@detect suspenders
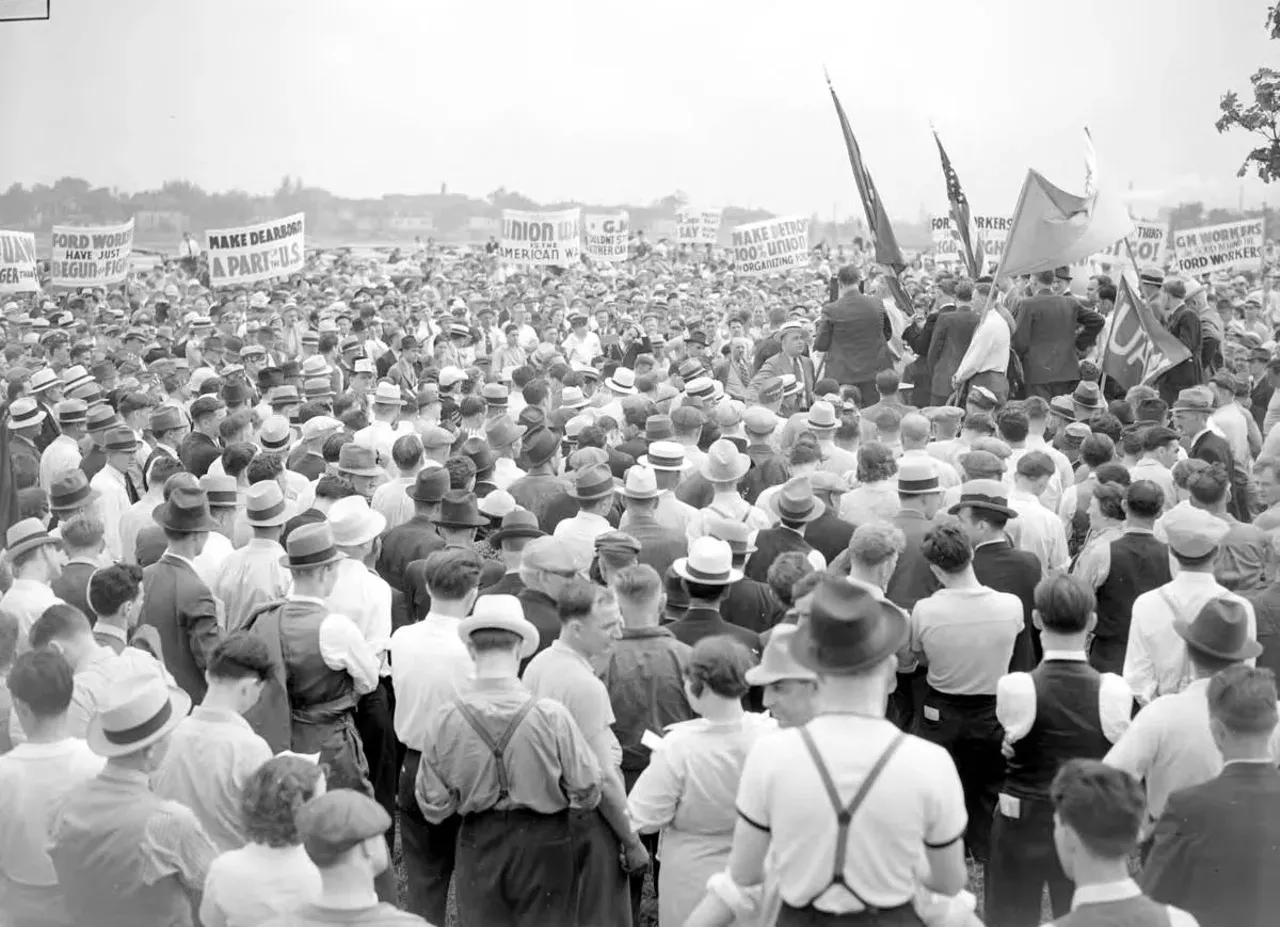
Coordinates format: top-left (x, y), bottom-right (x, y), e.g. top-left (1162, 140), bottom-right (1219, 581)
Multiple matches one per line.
top-left (796, 727), bottom-right (908, 911)
top-left (453, 698), bottom-right (537, 802)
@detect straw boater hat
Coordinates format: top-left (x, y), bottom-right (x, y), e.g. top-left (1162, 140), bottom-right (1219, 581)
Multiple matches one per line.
top-left (4, 518), bottom-right (61, 563)
top-left (896, 459), bottom-right (941, 495)
top-left (85, 669), bottom-right (191, 758)
top-left (54, 399), bottom-right (88, 427)
top-left (244, 480), bottom-right (291, 528)
top-left (638, 440), bottom-right (691, 472)
top-left (29, 368), bottom-right (59, 394)
top-left (789, 575), bottom-right (909, 675)
top-left (259, 415), bottom-right (293, 452)
top-left (769, 476), bottom-right (825, 524)
top-left (604, 367), bottom-right (638, 395)
top-left (7, 397), bottom-right (45, 430)
top-left (482, 383), bottom-right (509, 408)
top-left (559, 386), bottom-right (589, 410)
top-left (280, 522), bottom-right (345, 570)
top-left (673, 536), bottom-right (744, 586)
top-left (806, 400), bottom-right (839, 431)
top-left (458, 594), bottom-right (541, 658)
top-left (371, 382), bottom-right (406, 407)
top-left (948, 479), bottom-right (1018, 519)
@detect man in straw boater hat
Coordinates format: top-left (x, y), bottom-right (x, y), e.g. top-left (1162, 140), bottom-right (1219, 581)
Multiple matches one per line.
top-left (682, 575), bottom-right (970, 927)
top-left (0, 518), bottom-right (66, 642)
top-left (616, 464), bottom-right (687, 581)
top-left (38, 398), bottom-right (88, 492)
top-left (413, 593), bottom-right (603, 926)
top-left (5, 397), bottom-right (47, 491)
top-left (354, 381), bottom-right (414, 473)
top-left (630, 439), bottom-right (697, 535)
top-left (666, 536), bottom-right (762, 655)
top-left (48, 668), bottom-right (213, 927)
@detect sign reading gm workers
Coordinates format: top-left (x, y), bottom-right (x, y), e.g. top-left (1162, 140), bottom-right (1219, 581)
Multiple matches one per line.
top-left (1173, 218), bottom-right (1266, 274)
top-left (207, 212), bottom-right (306, 287)
top-left (50, 219), bottom-right (135, 287)
top-left (500, 208), bottom-right (581, 265)
top-left (0, 230), bottom-right (39, 293)
top-left (584, 212), bottom-right (629, 262)
top-left (731, 216), bottom-right (810, 275)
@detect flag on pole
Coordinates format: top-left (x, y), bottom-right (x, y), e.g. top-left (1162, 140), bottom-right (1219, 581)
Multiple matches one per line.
top-left (932, 128), bottom-right (986, 279)
top-left (997, 169), bottom-right (1134, 279)
top-left (825, 72), bottom-right (912, 315)
top-left (1100, 275), bottom-right (1191, 390)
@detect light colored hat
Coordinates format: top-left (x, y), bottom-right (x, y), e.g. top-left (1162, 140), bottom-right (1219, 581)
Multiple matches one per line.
top-left (560, 386), bottom-right (589, 410)
top-left (301, 355), bottom-right (332, 378)
top-left (1162, 505), bottom-right (1230, 558)
top-left (806, 400), bottom-right (839, 430)
top-left (244, 480), bottom-right (291, 527)
top-left (280, 522), bottom-right (345, 570)
top-left (4, 518), bottom-right (61, 562)
top-left (328, 495), bottom-right (387, 547)
top-left (770, 476), bottom-right (826, 524)
top-left (301, 415), bottom-right (343, 443)
top-left (438, 366), bottom-right (468, 388)
top-left (459, 594), bottom-right (540, 658)
top-left (700, 438), bottom-right (751, 482)
top-left (54, 398), bottom-right (87, 427)
top-left (29, 368), bottom-right (59, 393)
top-left (638, 440), bottom-right (691, 471)
top-left (86, 669), bottom-right (191, 758)
top-left (673, 536), bottom-right (744, 586)
top-left (621, 465), bottom-right (662, 499)
top-left (896, 459), bottom-right (941, 495)
top-left (60, 364), bottom-right (93, 392)
top-left (259, 415), bottom-right (293, 451)
top-left (477, 489), bottom-right (517, 519)
top-left (746, 624), bottom-right (817, 686)
top-left (198, 474), bottom-right (240, 509)
top-left (371, 382), bottom-right (405, 406)
top-left (7, 397), bottom-right (46, 430)
top-left (604, 367), bottom-right (638, 394)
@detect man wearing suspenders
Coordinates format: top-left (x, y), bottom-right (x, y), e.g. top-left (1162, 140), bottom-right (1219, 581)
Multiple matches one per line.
top-left (413, 595), bottom-right (604, 926)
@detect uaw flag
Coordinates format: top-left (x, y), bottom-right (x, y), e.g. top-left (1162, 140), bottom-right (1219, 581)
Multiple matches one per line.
top-left (932, 128), bottom-right (985, 279)
top-left (1101, 276), bottom-right (1191, 390)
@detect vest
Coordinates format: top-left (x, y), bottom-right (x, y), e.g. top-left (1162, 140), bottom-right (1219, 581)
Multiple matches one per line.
top-left (1094, 533), bottom-right (1172, 642)
top-left (51, 778), bottom-right (195, 927)
top-left (1004, 660), bottom-right (1111, 802)
top-left (1052, 895), bottom-right (1171, 927)
top-left (744, 526), bottom-right (813, 582)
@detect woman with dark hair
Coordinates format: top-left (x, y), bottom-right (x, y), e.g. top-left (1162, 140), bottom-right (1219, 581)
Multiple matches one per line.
top-left (199, 755), bottom-right (325, 927)
top-left (627, 636), bottom-right (773, 927)
top-left (838, 441), bottom-right (901, 526)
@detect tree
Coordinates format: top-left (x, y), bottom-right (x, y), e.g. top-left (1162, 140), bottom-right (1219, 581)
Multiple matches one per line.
top-left (1216, 3), bottom-right (1280, 182)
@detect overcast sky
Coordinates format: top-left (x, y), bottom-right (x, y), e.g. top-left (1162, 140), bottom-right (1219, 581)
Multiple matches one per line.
top-left (0, 0), bottom-right (1274, 219)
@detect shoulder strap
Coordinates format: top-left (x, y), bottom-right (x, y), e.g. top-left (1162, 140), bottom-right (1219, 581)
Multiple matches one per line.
top-left (797, 727), bottom-right (908, 901)
top-left (453, 697), bottom-right (537, 800)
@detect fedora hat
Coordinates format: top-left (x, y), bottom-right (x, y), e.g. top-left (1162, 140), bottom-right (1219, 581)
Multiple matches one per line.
top-left (258, 415), bottom-right (293, 451)
top-left (459, 594), bottom-right (541, 658)
top-left (896, 459), bottom-right (941, 495)
top-left (1071, 381), bottom-right (1104, 410)
top-left (522, 428), bottom-right (560, 467)
top-left (304, 377), bottom-right (335, 400)
top-left (48, 469), bottom-right (101, 513)
top-left (746, 624), bottom-right (817, 686)
top-left (1171, 386), bottom-right (1214, 414)
top-left (4, 518), bottom-right (61, 562)
top-left (621, 465), bottom-right (662, 500)
top-left (570, 464), bottom-right (615, 501)
top-left (103, 425), bottom-right (139, 454)
top-left (149, 405), bottom-right (185, 433)
top-left (199, 474), bottom-right (240, 509)
top-left (244, 480), bottom-right (291, 527)
top-left (1048, 395), bottom-right (1078, 421)
top-left (460, 436), bottom-right (497, 473)
top-left (85, 405), bottom-right (119, 433)
top-left (371, 382), bottom-right (406, 407)
top-left (560, 386), bottom-right (589, 410)
top-left (673, 537), bottom-right (744, 586)
top-left (604, 367), bottom-right (638, 394)
top-left (268, 385), bottom-right (302, 407)
top-left (491, 507), bottom-right (546, 544)
top-left (705, 515), bottom-right (758, 557)
top-left (7, 397), bottom-right (45, 430)
top-left (153, 486), bottom-right (221, 533)
top-left (948, 479), bottom-right (1018, 519)
top-left (408, 466), bottom-right (451, 503)
top-left (789, 576), bottom-right (909, 675)
top-left (486, 417), bottom-right (526, 450)
top-left (280, 522), bottom-right (345, 570)
top-left (806, 400), bottom-right (839, 430)
top-left (644, 415), bottom-right (675, 442)
top-left (638, 440), bottom-right (691, 472)
top-left (770, 476), bottom-right (826, 524)
top-left (301, 355), bottom-right (332, 378)
top-left (435, 490), bottom-right (488, 529)
top-left (1175, 596), bottom-right (1262, 662)
top-left (328, 495), bottom-right (387, 547)
top-left (700, 438), bottom-right (751, 482)
top-left (482, 383), bottom-right (509, 406)
top-left (337, 444), bottom-right (382, 478)
top-left (85, 670), bottom-right (191, 758)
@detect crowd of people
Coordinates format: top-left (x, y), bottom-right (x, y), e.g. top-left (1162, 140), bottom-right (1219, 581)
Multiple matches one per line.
top-left (0, 233), bottom-right (1277, 927)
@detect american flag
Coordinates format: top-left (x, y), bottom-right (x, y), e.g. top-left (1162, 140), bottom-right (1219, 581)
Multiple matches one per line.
top-left (932, 129), bottom-right (985, 279)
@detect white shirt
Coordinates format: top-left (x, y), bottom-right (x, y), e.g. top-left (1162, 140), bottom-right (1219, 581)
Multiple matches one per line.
top-left (1003, 448), bottom-right (1064, 513)
top-left (353, 420), bottom-right (414, 472)
top-left (1025, 434), bottom-right (1074, 493)
top-left (492, 456), bottom-right (526, 491)
top-left (38, 434), bottom-right (82, 492)
top-left (1005, 488), bottom-right (1070, 574)
top-left (686, 495), bottom-right (771, 546)
top-left (1124, 571), bottom-right (1257, 704)
top-left (192, 531), bottom-right (235, 589)
top-left (1128, 457), bottom-right (1178, 511)
top-left (89, 464), bottom-right (132, 561)
top-left (282, 594), bottom-right (379, 697)
top-left (953, 309), bottom-right (1010, 383)
top-left (0, 579), bottom-right (63, 651)
top-left (211, 538), bottom-right (291, 632)
top-left (200, 842), bottom-right (321, 927)
top-left (371, 475), bottom-right (415, 531)
top-left (1071, 526), bottom-right (1156, 592)
top-left (563, 330), bottom-right (602, 366)
top-left (325, 559), bottom-right (392, 673)
top-left (1211, 403), bottom-right (1252, 468)
top-left (553, 510), bottom-right (614, 570)
top-left (997, 651), bottom-right (1132, 746)
top-left (388, 613), bottom-right (474, 751)
top-left (899, 448), bottom-right (959, 490)
top-left (119, 492), bottom-right (165, 565)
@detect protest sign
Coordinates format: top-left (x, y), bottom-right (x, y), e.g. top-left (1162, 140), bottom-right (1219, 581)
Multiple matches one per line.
top-left (0, 231), bottom-right (38, 293)
top-left (931, 214), bottom-right (1010, 272)
top-left (499, 208), bottom-right (581, 265)
top-left (677, 208), bottom-right (722, 245)
top-left (584, 212), bottom-right (629, 262)
top-left (207, 213), bottom-right (305, 287)
top-left (1101, 276), bottom-right (1191, 390)
top-left (730, 216), bottom-right (810, 275)
top-left (1172, 218), bottom-right (1265, 274)
top-left (50, 219), bottom-right (135, 287)
top-left (1091, 220), bottom-right (1169, 268)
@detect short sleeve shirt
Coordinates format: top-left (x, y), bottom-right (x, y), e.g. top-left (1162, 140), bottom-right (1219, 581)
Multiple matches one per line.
top-left (523, 640), bottom-right (622, 771)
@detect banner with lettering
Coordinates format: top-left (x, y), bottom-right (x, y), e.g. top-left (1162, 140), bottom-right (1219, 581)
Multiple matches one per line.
top-left (50, 219), bottom-right (135, 287)
top-left (1101, 276), bottom-right (1191, 390)
top-left (731, 216), bottom-right (811, 275)
top-left (1091, 220), bottom-right (1169, 268)
top-left (584, 212), bottom-right (629, 261)
top-left (677, 208), bottom-right (722, 245)
top-left (1173, 218), bottom-right (1265, 274)
top-left (206, 213), bottom-right (305, 287)
top-left (499, 208), bottom-right (581, 265)
top-left (0, 231), bottom-right (38, 293)
top-left (931, 214), bottom-right (1010, 272)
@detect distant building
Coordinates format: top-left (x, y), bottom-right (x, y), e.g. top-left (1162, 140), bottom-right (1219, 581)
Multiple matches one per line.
top-left (135, 210), bottom-right (188, 232)
top-left (389, 215), bottom-right (436, 233)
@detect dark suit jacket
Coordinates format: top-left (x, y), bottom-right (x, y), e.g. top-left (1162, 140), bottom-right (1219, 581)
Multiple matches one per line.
top-left (624, 515), bottom-right (688, 581)
top-left (1192, 430), bottom-right (1252, 522)
top-left (720, 578), bottom-right (785, 636)
top-left (814, 291), bottom-right (893, 385)
top-left (667, 605), bottom-right (762, 655)
top-left (751, 352), bottom-right (816, 408)
top-left (972, 538), bottom-right (1042, 671)
top-left (1142, 763), bottom-right (1280, 927)
top-left (1011, 290), bottom-right (1104, 385)
top-left (376, 514), bottom-right (444, 593)
top-left (926, 309), bottom-right (979, 398)
top-left (1159, 304), bottom-right (1204, 392)
top-left (885, 510), bottom-right (941, 613)
top-left (52, 561), bottom-right (97, 620)
top-left (178, 431), bottom-right (221, 477)
top-left (140, 553), bottom-right (221, 701)
top-left (1252, 380), bottom-right (1274, 432)
top-left (480, 571), bottom-right (526, 596)
top-left (517, 587), bottom-right (561, 660)
top-left (805, 510), bottom-right (856, 565)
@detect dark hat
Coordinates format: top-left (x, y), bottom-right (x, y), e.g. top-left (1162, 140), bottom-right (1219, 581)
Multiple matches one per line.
top-left (485, 417), bottom-right (526, 450)
top-left (491, 507), bottom-right (546, 544)
top-left (644, 415), bottom-right (675, 442)
top-left (1174, 596), bottom-right (1262, 662)
top-left (85, 405), bottom-right (119, 433)
top-left (49, 470), bottom-right (101, 513)
top-left (522, 428), bottom-right (559, 467)
top-left (103, 425), bottom-right (139, 453)
top-left (460, 435), bottom-right (497, 473)
top-left (595, 530), bottom-right (641, 556)
top-left (408, 466), bottom-right (451, 503)
top-left (788, 576), bottom-right (909, 675)
top-left (1071, 381), bottom-right (1104, 410)
top-left (296, 789), bottom-right (393, 866)
top-left (435, 490), bottom-right (487, 529)
top-left (152, 486), bottom-right (221, 533)
top-left (770, 476), bottom-right (826, 523)
top-left (221, 380), bottom-right (252, 404)
top-left (279, 522), bottom-right (345, 570)
top-left (150, 405), bottom-right (186, 433)
top-left (570, 464), bottom-right (615, 501)
top-left (190, 395), bottom-right (225, 420)
top-left (337, 444), bottom-right (382, 478)
top-left (948, 479), bottom-right (1018, 518)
